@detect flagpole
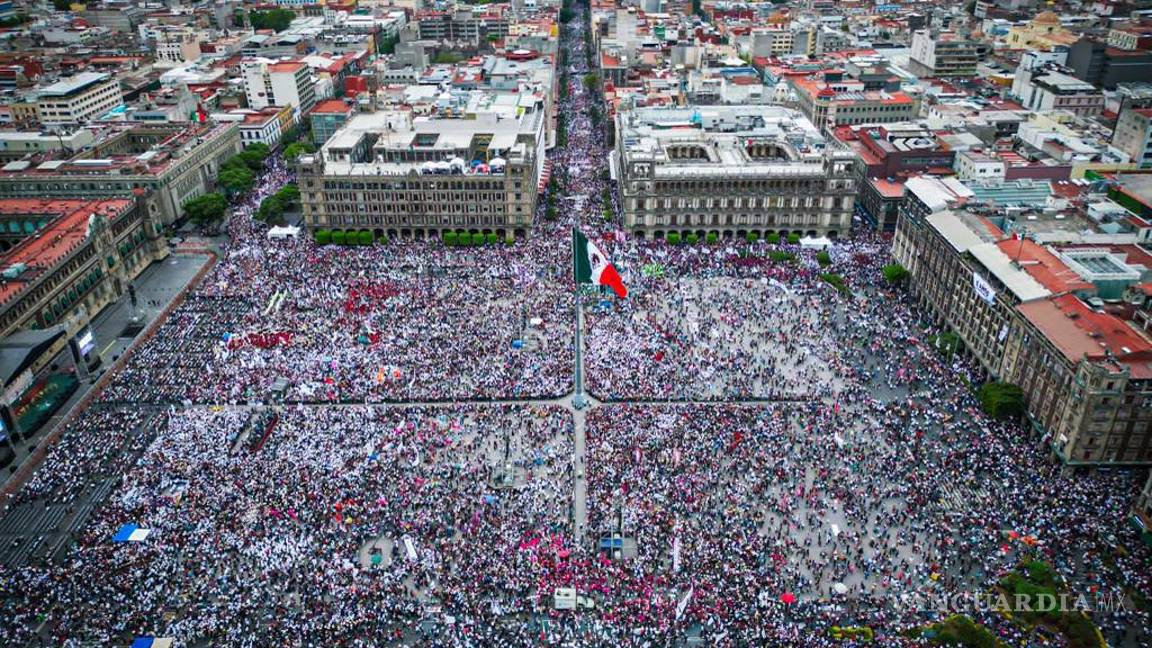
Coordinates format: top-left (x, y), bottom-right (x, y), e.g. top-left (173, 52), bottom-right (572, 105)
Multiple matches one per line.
top-left (573, 228), bottom-right (587, 410)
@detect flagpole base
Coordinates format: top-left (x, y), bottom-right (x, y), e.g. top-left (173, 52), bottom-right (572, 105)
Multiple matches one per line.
top-left (573, 393), bottom-right (588, 410)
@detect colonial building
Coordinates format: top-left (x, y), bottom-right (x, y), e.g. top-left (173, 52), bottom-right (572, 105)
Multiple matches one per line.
top-left (894, 199), bottom-right (1152, 466)
top-left (613, 106), bottom-right (857, 240)
top-left (298, 107), bottom-right (547, 240)
top-left (0, 196), bottom-right (168, 339)
top-left (0, 123), bottom-right (242, 226)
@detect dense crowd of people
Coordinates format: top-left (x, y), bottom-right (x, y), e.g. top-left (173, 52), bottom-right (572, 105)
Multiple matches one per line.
top-left (0, 3), bottom-right (1149, 647)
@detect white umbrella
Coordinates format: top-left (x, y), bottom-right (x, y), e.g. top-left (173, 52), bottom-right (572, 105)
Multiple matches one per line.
top-left (832, 582), bottom-right (848, 595)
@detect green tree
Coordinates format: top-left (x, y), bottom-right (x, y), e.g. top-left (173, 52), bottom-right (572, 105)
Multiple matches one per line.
top-left (486, 232), bottom-right (499, 245)
top-left (559, 7), bottom-right (574, 22)
top-left (666, 232), bottom-right (681, 245)
top-left (52, 0), bottom-right (73, 10)
top-left (183, 193), bottom-right (227, 227)
top-left (686, 233), bottom-right (699, 245)
top-left (787, 232), bottom-right (801, 245)
top-left (357, 230), bottom-right (374, 245)
top-left (979, 382), bottom-right (1025, 420)
top-left (746, 232), bottom-right (759, 244)
top-left (471, 232), bottom-right (485, 246)
top-left (249, 8), bottom-right (294, 32)
top-left (766, 232), bottom-right (781, 244)
top-left (816, 250), bottom-right (832, 267)
top-left (583, 73), bottom-right (599, 91)
top-left (275, 183), bottom-right (301, 208)
top-left (706, 232), bottom-right (718, 244)
top-left (218, 165), bottom-right (255, 196)
top-left (443, 231), bottom-right (458, 246)
top-left (314, 229), bottom-right (332, 245)
top-left (882, 263), bottom-right (910, 284)
top-left (282, 141), bottom-right (316, 162)
top-left (331, 230), bottom-right (347, 245)
top-left (256, 195), bottom-right (285, 225)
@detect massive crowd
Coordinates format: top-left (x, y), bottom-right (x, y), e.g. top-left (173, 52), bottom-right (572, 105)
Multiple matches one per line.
top-left (0, 4), bottom-right (1149, 648)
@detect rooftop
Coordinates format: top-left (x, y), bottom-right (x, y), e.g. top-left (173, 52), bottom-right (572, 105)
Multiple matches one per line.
top-left (36, 72), bottom-right (112, 98)
top-left (1018, 294), bottom-right (1152, 376)
top-left (0, 198), bottom-right (133, 306)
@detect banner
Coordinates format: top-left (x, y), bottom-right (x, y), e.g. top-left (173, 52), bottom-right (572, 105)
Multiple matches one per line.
top-left (972, 272), bottom-right (996, 306)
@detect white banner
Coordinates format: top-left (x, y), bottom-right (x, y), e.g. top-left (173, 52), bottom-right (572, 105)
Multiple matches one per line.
top-left (972, 272), bottom-right (996, 306)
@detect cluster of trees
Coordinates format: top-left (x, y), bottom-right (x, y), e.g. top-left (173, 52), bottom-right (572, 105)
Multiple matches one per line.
top-left (997, 560), bottom-right (1101, 647)
top-left (978, 382), bottom-right (1025, 420)
top-left (0, 14), bottom-right (31, 27)
top-left (255, 184), bottom-right (300, 225)
top-left (768, 251), bottom-right (796, 263)
top-left (52, 0), bottom-right (74, 10)
top-left (314, 230), bottom-right (384, 245)
top-left (443, 231), bottom-right (510, 246)
top-left (434, 51), bottom-right (465, 65)
top-left (182, 193), bottom-right (228, 229)
top-left (249, 8), bottom-right (295, 32)
top-left (217, 143), bottom-right (271, 197)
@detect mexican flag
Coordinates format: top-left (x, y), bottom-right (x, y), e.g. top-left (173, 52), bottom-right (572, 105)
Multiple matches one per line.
top-left (573, 229), bottom-right (627, 298)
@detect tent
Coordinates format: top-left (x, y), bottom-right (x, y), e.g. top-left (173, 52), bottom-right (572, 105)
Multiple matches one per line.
top-left (800, 236), bottom-right (833, 250)
top-left (266, 226), bottom-right (301, 240)
top-left (112, 523), bottom-right (152, 543)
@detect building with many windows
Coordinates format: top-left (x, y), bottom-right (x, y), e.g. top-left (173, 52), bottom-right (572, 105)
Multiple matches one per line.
top-left (908, 30), bottom-right (985, 77)
top-left (0, 122), bottom-right (242, 226)
top-left (297, 106), bottom-right (547, 240)
top-left (1112, 106), bottom-right (1152, 169)
top-left (241, 59), bottom-right (317, 119)
top-left (893, 199), bottom-right (1152, 466)
top-left (0, 196), bottom-right (168, 339)
top-left (613, 106), bottom-right (857, 240)
top-left (33, 72), bottom-right (124, 125)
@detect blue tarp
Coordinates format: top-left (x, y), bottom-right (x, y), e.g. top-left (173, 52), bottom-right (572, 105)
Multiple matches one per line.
top-left (113, 524), bottom-right (139, 543)
top-left (131, 638), bottom-right (154, 648)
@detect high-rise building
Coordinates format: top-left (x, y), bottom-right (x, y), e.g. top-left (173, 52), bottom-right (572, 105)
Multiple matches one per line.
top-left (908, 30), bottom-right (985, 77)
top-left (241, 59), bottom-right (317, 119)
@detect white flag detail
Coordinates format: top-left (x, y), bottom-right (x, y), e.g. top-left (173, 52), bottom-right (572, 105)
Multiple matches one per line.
top-left (676, 586), bottom-right (693, 620)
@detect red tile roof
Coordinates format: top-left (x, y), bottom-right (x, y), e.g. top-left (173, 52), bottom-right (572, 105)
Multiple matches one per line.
top-left (997, 239), bottom-right (1094, 294)
top-left (1018, 294), bottom-right (1152, 376)
top-left (0, 198), bottom-right (134, 305)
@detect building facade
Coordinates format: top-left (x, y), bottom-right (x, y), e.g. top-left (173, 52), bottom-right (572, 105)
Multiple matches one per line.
top-left (298, 109), bottom-right (546, 240)
top-left (908, 30), bottom-right (984, 77)
top-left (0, 196), bottom-right (168, 339)
top-left (893, 202), bottom-right (1152, 466)
top-left (0, 123), bottom-right (242, 225)
top-left (1112, 107), bottom-right (1152, 169)
top-left (614, 106), bottom-right (857, 239)
top-left (34, 72), bottom-right (124, 125)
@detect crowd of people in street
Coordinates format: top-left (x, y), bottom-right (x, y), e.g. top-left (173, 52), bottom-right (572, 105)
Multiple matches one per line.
top-left (0, 3), bottom-right (1149, 647)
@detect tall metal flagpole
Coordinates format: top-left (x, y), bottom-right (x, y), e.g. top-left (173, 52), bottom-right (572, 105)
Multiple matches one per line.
top-left (573, 228), bottom-right (587, 410)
